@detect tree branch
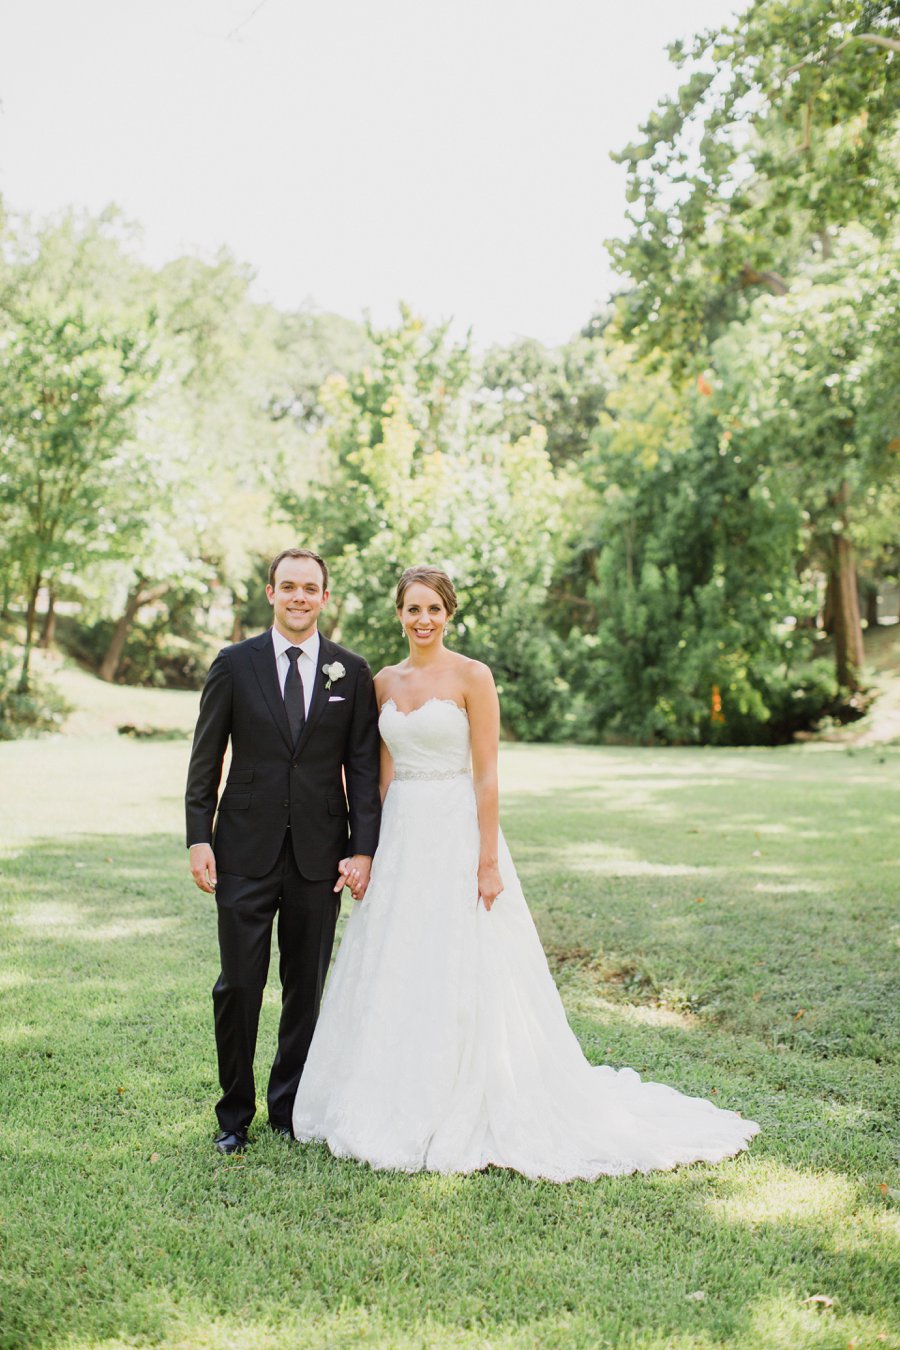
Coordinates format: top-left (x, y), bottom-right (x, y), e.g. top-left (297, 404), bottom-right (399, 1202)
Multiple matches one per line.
top-left (739, 266), bottom-right (789, 296)
top-left (799, 99), bottom-right (812, 152)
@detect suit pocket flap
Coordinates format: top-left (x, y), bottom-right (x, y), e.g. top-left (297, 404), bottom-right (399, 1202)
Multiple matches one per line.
top-left (327, 795), bottom-right (347, 817)
top-left (227, 769), bottom-right (254, 783)
top-left (219, 793), bottom-right (251, 810)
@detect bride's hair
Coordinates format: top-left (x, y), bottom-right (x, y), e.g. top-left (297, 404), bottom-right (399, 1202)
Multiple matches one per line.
top-left (395, 566), bottom-right (458, 617)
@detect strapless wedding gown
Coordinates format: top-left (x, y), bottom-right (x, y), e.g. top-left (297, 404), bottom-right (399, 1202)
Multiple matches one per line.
top-left (292, 698), bottom-right (759, 1180)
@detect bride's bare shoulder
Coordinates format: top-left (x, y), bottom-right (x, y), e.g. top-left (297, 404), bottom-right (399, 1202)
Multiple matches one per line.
top-left (448, 650), bottom-right (492, 676)
top-left (374, 662), bottom-right (406, 702)
top-left (454, 653), bottom-right (497, 698)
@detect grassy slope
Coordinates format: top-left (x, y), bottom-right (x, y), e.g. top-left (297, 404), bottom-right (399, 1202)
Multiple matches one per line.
top-left (0, 675), bottom-right (898, 1350)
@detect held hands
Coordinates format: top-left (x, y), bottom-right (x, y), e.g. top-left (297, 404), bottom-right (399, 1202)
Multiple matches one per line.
top-left (190, 844), bottom-right (218, 894)
top-left (334, 855), bottom-right (372, 902)
top-left (478, 860), bottom-right (504, 912)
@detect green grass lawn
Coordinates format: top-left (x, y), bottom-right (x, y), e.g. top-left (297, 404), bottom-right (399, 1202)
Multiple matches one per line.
top-left (1, 700), bottom-right (898, 1349)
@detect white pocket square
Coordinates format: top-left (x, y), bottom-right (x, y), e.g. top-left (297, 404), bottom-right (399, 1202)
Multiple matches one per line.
top-left (328, 695), bottom-right (346, 702)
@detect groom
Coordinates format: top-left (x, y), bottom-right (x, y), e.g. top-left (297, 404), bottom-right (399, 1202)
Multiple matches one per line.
top-left (185, 548), bottom-right (381, 1154)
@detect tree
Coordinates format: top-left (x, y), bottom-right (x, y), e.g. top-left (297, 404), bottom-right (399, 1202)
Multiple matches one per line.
top-left (479, 334), bottom-right (614, 467)
top-left (280, 309), bottom-right (573, 739)
top-left (567, 351), bottom-right (814, 744)
top-left (0, 306), bottom-right (157, 689)
top-left (709, 235), bottom-right (900, 688)
top-left (609, 0), bottom-right (899, 363)
top-left (88, 251), bottom-right (280, 680)
top-left (608, 0), bottom-right (899, 690)
top-left (0, 206), bottom-right (373, 693)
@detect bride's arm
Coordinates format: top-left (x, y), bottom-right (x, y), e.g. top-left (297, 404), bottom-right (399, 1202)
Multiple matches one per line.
top-left (379, 738), bottom-right (394, 801)
top-left (374, 669), bottom-right (395, 801)
top-left (467, 663), bottom-right (503, 911)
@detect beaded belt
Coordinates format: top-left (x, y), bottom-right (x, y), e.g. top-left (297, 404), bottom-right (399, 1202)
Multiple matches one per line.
top-left (392, 768), bottom-right (470, 782)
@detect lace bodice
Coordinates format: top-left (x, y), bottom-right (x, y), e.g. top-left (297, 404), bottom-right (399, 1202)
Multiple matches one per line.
top-left (379, 698), bottom-right (470, 780)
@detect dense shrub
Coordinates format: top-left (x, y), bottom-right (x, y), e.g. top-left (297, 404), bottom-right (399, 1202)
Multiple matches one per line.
top-left (63, 617), bottom-right (209, 690)
top-left (721, 659), bottom-right (866, 746)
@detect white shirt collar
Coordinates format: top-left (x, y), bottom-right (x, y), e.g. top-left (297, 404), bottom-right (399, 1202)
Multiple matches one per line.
top-left (271, 626), bottom-right (320, 662)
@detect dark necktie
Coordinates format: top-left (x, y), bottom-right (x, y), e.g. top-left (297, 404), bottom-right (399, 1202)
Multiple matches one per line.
top-left (283, 646), bottom-right (305, 745)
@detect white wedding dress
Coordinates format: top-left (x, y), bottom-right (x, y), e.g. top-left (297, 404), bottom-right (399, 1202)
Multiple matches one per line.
top-left (292, 698), bottom-right (759, 1180)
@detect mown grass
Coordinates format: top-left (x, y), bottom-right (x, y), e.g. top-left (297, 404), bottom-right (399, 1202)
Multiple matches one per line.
top-left (1, 715), bottom-right (898, 1349)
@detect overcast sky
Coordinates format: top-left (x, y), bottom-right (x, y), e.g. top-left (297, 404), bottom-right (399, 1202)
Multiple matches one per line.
top-left (0, 0), bottom-right (738, 347)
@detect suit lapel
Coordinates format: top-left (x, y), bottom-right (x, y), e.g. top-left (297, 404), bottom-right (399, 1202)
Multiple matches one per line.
top-left (293, 634), bottom-right (333, 757)
top-left (250, 631), bottom-right (294, 753)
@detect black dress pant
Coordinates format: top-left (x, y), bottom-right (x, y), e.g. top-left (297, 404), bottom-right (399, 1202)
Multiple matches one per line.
top-left (212, 833), bottom-right (340, 1133)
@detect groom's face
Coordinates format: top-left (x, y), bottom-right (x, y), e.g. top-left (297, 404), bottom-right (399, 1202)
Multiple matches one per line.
top-left (266, 556), bottom-right (329, 642)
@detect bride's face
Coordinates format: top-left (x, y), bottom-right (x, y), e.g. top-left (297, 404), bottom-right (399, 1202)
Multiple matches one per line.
top-left (398, 582), bottom-right (448, 651)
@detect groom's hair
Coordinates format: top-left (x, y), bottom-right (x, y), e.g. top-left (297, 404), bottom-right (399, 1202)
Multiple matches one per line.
top-left (268, 548), bottom-right (329, 592)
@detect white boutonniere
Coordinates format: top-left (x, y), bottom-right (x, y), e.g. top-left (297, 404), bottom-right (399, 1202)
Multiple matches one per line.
top-left (322, 660), bottom-right (346, 691)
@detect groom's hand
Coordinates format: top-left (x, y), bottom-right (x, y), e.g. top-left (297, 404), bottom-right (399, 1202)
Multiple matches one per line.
top-left (334, 855), bottom-right (372, 902)
top-left (190, 844), bottom-right (218, 894)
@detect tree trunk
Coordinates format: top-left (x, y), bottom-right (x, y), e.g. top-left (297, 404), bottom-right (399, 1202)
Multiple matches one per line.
top-left (230, 610), bottom-right (244, 644)
top-left (99, 583), bottom-right (146, 683)
top-left (863, 582), bottom-right (879, 629)
top-left (38, 588), bottom-right (57, 648)
top-left (821, 572), bottom-right (835, 635)
top-left (18, 573), bottom-right (42, 692)
top-left (828, 526), bottom-right (865, 690)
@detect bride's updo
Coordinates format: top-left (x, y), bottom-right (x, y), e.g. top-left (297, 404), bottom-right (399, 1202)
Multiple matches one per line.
top-left (395, 566), bottom-right (458, 617)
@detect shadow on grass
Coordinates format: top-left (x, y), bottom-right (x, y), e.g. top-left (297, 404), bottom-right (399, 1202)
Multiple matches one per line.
top-left (1, 828), bottom-right (899, 1347)
top-left (502, 755), bottom-right (899, 1071)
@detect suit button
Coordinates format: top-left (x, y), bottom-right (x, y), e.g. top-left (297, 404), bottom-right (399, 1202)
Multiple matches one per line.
top-left (282, 800), bottom-right (289, 808)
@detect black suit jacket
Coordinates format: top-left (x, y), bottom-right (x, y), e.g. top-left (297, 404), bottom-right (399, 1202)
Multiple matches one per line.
top-left (185, 631), bottom-right (381, 880)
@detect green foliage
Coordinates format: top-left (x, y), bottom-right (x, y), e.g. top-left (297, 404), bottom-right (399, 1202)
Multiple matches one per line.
top-left (279, 296), bottom-right (890, 743)
top-left (0, 207), bottom-right (367, 686)
top-left (2, 0), bottom-right (897, 747)
top-left (480, 333), bottom-right (614, 466)
top-left (604, 0), bottom-right (899, 708)
top-left (0, 291), bottom-right (161, 690)
top-left (0, 306), bottom-right (158, 579)
top-left (610, 0), bottom-right (900, 364)
top-left (710, 236), bottom-right (900, 554)
top-left (282, 309), bottom-right (574, 738)
top-left (728, 658), bottom-right (848, 744)
top-left (708, 235), bottom-right (900, 690)
top-left (564, 353), bottom-right (847, 744)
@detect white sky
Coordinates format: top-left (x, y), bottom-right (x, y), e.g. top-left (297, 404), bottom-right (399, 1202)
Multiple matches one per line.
top-left (0, 0), bottom-right (738, 347)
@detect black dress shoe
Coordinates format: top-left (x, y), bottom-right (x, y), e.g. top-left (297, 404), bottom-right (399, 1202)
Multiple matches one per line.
top-left (214, 1129), bottom-right (248, 1155)
top-left (269, 1122), bottom-right (294, 1141)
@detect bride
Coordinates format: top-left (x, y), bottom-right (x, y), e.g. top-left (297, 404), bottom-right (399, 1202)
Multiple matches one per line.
top-left (292, 566), bottom-right (759, 1180)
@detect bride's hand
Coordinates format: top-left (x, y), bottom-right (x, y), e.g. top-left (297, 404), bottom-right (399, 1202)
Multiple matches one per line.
top-left (335, 855), bottom-right (372, 901)
top-left (478, 861), bottom-right (503, 911)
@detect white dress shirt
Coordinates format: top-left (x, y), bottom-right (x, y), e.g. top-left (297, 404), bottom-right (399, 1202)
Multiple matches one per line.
top-left (271, 625), bottom-right (320, 717)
